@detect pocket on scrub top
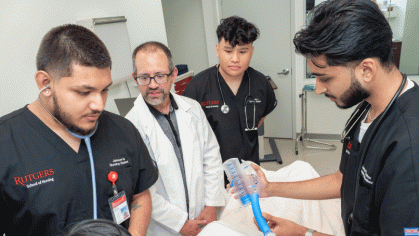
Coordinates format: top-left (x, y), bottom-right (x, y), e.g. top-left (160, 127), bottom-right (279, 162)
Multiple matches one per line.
top-left (351, 184), bottom-right (376, 234)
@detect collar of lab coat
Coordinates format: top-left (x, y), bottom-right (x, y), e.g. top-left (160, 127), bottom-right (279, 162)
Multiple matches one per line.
top-left (131, 92), bottom-right (194, 210)
top-left (132, 92), bottom-right (192, 139)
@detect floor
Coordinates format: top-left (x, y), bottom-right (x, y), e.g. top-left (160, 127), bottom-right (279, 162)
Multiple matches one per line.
top-left (260, 138), bottom-right (342, 176)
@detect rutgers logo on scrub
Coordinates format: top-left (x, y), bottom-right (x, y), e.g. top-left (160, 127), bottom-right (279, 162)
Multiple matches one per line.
top-left (14, 169), bottom-right (55, 186)
top-left (200, 100), bottom-right (219, 106)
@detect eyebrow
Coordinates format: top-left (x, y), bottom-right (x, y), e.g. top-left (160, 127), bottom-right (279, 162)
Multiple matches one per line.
top-left (138, 71), bottom-right (166, 76)
top-left (311, 73), bottom-right (328, 76)
top-left (223, 46), bottom-right (250, 50)
top-left (75, 82), bottom-right (113, 90)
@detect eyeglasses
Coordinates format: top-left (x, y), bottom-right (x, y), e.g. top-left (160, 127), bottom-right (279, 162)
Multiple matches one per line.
top-left (134, 72), bottom-right (172, 85)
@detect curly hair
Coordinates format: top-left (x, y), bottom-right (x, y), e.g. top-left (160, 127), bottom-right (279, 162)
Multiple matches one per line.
top-left (216, 16), bottom-right (259, 46)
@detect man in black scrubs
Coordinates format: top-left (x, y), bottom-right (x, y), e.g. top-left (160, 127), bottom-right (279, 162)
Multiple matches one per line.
top-left (183, 16), bottom-right (277, 165)
top-left (250, 0), bottom-right (419, 235)
top-left (0, 24), bottom-right (158, 235)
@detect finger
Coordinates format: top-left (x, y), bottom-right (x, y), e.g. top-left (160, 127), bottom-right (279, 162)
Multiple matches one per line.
top-left (262, 212), bottom-right (273, 221)
top-left (195, 219), bottom-right (207, 225)
top-left (250, 163), bottom-right (261, 171)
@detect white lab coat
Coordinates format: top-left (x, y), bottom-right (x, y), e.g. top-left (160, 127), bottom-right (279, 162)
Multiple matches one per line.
top-left (125, 93), bottom-right (226, 235)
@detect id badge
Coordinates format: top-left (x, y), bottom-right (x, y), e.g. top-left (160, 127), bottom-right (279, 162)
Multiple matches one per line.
top-left (405, 228), bottom-right (419, 235)
top-left (108, 191), bottom-right (130, 224)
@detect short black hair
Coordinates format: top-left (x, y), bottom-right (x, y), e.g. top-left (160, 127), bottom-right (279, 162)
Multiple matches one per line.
top-left (36, 24), bottom-right (112, 79)
top-left (65, 219), bottom-right (131, 236)
top-left (294, 0), bottom-right (394, 69)
top-left (132, 41), bottom-right (174, 74)
top-left (216, 16), bottom-right (259, 47)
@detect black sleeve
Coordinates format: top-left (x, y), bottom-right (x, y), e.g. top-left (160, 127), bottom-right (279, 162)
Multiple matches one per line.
top-left (182, 79), bottom-right (198, 101)
top-left (134, 130), bottom-right (158, 194)
top-left (263, 78), bottom-right (277, 117)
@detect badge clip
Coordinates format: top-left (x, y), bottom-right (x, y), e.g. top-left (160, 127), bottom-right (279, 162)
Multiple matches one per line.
top-left (108, 171), bottom-right (130, 224)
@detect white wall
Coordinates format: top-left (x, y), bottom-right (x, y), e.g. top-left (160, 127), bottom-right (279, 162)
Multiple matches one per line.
top-left (399, 0), bottom-right (419, 75)
top-left (202, 0), bottom-right (222, 67)
top-left (0, 0), bottom-right (168, 117)
top-left (161, 0), bottom-right (210, 75)
top-left (384, 0), bottom-right (407, 41)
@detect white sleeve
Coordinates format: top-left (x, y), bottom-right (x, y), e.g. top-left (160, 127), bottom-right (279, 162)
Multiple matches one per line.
top-left (198, 105), bottom-right (228, 206)
top-left (149, 185), bottom-right (189, 233)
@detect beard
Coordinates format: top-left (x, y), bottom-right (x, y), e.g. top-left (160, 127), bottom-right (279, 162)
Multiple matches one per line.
top-left (326, 72), bottom-right (370, 109)
top-left (52, 94), bottom-right (99, 136)
top-left (143, 88), bottom-right (169, 106)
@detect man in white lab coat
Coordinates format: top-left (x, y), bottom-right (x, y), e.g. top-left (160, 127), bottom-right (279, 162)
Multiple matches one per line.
top-left (125, 41), bottom-right (226, 236)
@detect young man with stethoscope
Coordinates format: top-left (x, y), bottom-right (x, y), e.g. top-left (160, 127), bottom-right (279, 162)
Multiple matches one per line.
top-left (0, 25), bottom-right (158, 236)
top-left (249, 0), bottom-right (419, 235)
top-left (183, 16), bottom-right (277, 166)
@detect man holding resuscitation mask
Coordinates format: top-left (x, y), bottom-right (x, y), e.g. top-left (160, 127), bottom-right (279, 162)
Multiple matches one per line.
top-left (0, 24), bottom-right (158, 235)
top-left (249, 0), bottom-right (419, 235)
top-left (183, 16), bottom-right (277, 166)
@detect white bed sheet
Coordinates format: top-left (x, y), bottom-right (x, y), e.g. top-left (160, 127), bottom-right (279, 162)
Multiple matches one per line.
top-left (199, 161), bottom-right (345, 236)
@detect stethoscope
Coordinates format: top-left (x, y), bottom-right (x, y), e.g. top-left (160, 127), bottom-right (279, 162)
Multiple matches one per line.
top-left (38, 85), bottom-right (99, 219)
top-left (342, 73), bottom-right (407, 225)
top-left (216, 65), bottom-right (257, 131)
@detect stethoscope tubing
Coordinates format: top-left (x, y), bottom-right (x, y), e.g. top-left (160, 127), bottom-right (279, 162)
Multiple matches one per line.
top-left (216, 65), bottom-right (257, 131)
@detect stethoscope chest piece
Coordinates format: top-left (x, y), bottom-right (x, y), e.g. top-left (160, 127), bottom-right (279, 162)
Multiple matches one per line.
top-left (221, 104), bottom-right (230, 114)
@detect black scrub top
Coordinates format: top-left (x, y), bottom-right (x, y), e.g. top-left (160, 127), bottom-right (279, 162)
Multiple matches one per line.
top-left (339, 82), bottom-right (419, 235)
top-left (0, 107), bottom-right (159, 235)
top-left (183, 65), bottom-right (277, 164)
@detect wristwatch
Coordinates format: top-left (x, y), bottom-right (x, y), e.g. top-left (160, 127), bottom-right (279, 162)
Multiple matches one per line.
top-left (305, 228), bottom-right (316, 236)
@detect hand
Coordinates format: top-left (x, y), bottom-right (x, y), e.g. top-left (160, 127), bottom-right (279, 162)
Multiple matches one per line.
top-left (179, 219), bottom-right (207, 236)
top-left (196, 206), bottom-right (217, 224)
top-left (259, 212), bottom-right (307, 236)
top-left (228, 163), bottom-right (270, 199)
top-left (250, 163), bottom-right (270, 198)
